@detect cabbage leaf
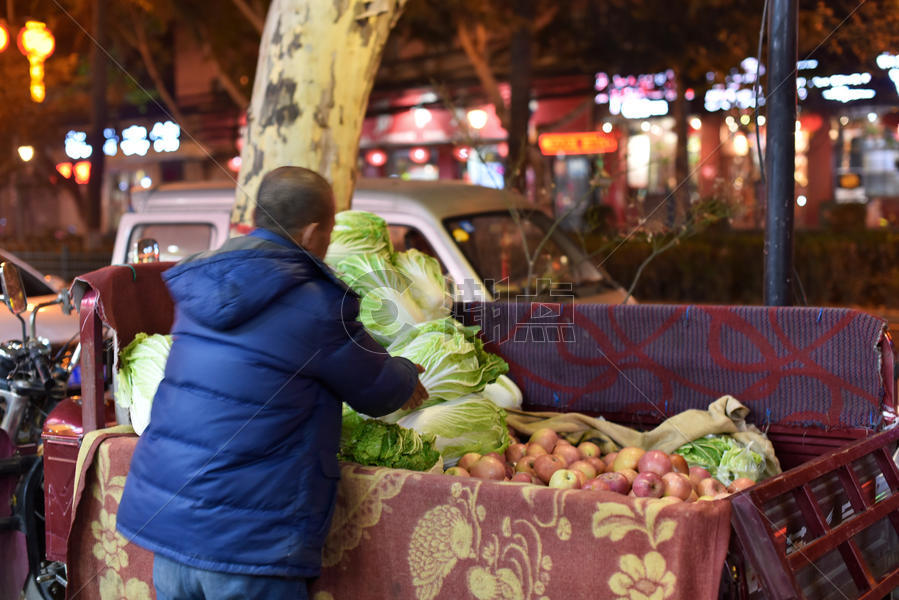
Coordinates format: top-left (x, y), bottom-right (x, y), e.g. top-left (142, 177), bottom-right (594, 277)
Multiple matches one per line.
top-left (115, 332), bottom-right (173, 435)
top-left (324, 210), bottom-right (394, 267)
top-left (392, 249), bottom-right (452, 321)
top-left (339, 404), bottom-right (440, 471)
top-left (481, 375), bottom-right (523, 410)
top-left (336, 254), bottom-right (426, 345)
top-left (396, 394), bottom-right (511, 466)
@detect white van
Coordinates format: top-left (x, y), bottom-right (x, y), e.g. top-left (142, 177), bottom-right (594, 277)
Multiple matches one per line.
top-left (113, 178), bottom-right (631, 304)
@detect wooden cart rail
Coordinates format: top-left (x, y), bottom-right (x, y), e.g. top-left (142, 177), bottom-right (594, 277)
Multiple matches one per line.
top-left (731, 425), bottom-right (899, 599)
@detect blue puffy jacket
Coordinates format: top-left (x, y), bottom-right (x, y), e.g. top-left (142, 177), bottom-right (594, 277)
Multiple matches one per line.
top-left (116, 228), bottom-right (419, 577)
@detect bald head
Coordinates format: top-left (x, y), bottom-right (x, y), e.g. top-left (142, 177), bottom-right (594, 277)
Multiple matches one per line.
top-left (253, 166), bottom-right (335, 258)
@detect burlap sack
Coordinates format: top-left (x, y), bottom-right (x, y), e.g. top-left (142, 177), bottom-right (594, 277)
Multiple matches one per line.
top-left (505, 395), bottom-right (781, 477)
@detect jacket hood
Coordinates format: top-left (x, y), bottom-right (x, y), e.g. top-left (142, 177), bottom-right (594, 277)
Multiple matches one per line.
top-left (163, 237), bottom-right (340, 330)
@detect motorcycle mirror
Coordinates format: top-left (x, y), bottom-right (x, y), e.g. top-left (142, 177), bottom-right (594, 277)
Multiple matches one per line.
top-left (136, 238), bottom-right (160, 263)
top-left (0, 262), bottom-right (28, 315)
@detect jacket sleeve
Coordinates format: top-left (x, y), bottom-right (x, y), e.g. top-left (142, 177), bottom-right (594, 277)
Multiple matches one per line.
top-left (306, 287), bottom-right (419, 418)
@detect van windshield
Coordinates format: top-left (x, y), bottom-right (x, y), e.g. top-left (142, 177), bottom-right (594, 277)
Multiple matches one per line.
top-left (443, 211), bottom-right (616, 300)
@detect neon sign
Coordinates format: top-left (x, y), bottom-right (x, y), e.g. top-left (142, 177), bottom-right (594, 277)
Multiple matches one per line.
top-left (538, 132), bottom-right (617, 156)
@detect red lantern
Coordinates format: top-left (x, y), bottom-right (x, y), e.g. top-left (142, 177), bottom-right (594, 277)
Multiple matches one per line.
top-left (73, 161), bottom-right (91, 184)
top-left (365, 149), bottom-right (387, 167)
top-left (453, 146), bottom-right (471, 162)
top-left (55, 162), bottom-right (73, 179)
top-left (409, 147), bottom-right (430, 164)
top-left (17, 21), bottom-right (54, 102)
top-left (0, 22), bottom-right (9, 53)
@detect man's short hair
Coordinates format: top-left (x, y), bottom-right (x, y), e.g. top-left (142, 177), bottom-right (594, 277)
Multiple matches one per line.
top-left (253, 166), bottom-right (334, 233)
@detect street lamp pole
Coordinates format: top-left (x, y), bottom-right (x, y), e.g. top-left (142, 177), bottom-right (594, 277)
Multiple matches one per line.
top-left (764, 0), bottom-right (798, 306)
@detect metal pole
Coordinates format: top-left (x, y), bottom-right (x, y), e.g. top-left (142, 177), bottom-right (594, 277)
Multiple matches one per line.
top-left (764, 0), bottom-right (798, 306)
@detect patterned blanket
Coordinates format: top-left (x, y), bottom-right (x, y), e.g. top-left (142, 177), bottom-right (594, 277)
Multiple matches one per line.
top-left (66, 432), bottom-right (731, 600)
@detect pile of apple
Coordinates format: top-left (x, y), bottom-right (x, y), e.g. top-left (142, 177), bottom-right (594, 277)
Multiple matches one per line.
top-left (444, 428), bottom-right (755, 501)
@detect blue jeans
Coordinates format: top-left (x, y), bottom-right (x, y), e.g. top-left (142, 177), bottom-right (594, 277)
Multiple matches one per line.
top-left (153, 554), bottom-right (309, 600)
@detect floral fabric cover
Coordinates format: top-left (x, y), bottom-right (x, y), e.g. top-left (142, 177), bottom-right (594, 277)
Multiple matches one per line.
top-left (66, 433), bottom-right (731, 600)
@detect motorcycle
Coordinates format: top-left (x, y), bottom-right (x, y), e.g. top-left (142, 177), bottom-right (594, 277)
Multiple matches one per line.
top-left (0, 261), bottom-right (79, 600)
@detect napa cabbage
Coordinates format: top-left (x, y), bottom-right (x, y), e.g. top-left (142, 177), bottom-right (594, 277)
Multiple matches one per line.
top-left (339, 404), bottom-right (440, 471)
top-left (324, 210), bottom-right (393, 267)
top-left (115, 332), bottom-right (173, 435)
top-left (392, 249), bottom-right (452, 321)
top-left (396, 395), bottom-right (511, 466)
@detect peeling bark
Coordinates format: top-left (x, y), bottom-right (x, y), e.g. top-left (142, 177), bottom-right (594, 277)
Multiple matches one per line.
top-left (233, 0), bottom-right (407, 224)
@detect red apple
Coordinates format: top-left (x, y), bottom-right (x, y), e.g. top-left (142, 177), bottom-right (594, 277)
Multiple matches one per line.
top-left (582, 477), bottom-right (612, 492)
top-left (469, 456), bottom-right (506, 481)
top-left (505, 443), bottom-right (527, 464)
top-left (598, 471), bottom-right (631, 495)
top-left (548, 469), bottom-right (581, 489)
top-left (689, 466), bottom-right (713, 487)
top-left (511, 472), bottom-right (537, 484)
top-left (525, 443), bottom-right (549, 457)
top-left (444, 467), bottom-right (469, 477)
top-left (696, 477), bottom-right (727, 498)
top-left (637, 450), bottom-right (673, 476)
top-left (661, 472), bottom-right (693, 500)
top-left (631, 472), bottom-right (665, 498)
top-left (533, 454), bottom-right (566, 484)
top-left (553, 444), bottom-right (581, 466)
top-left (577, 441), bottom-right (601, 458)
top-left (485, 452), bottom-right (506, 465)
top-left (686, 490), bottom-right (699, 503)
top-left (585, 456), bottom-right (606, 474)
top-left (515, 455), bottom-right (539, 476)
top-left (669, 454), bottom-right (689, 475)
top-left (727, 477), bottom-right (756, 493)
top-left (529, 428), bottom-right (559, 454)
top-left (568, 460), bottom-right (598, 481)
top-left (572, 469), bottom-right (588, 487)
top-left (617, 468), bottom-right (639, 486)
top-left (601, 452), bottom-right (618, 472)
top-left (612, 447), bottom-right (645, 472)
top-left (458, 452), bottom-right (482, 471)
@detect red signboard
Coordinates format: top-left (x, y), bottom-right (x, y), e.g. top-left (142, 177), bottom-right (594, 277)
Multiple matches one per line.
top-left (538, 132), bottom-right (617, 156)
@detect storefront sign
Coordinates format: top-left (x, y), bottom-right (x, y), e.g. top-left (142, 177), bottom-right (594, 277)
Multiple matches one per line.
top-left (538, 132), bottom-right (617, 156)
top-left (594, 70), bottom-right (675, 119)
top-left (64, 120), bottom-right (181, 159)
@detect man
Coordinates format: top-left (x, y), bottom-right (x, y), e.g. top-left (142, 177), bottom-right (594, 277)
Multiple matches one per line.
top-left (117, 166), bottom-right (427, 599)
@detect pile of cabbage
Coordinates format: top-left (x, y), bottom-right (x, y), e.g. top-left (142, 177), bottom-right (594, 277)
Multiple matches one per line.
top-left (674, 434), bottom-right (768, 486)
top-left (327, 210), bottom-right (521, 465)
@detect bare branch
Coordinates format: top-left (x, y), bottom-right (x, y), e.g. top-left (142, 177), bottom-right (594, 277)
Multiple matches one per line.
top-left (232, 0), bottom-right (265, 35)
top-left (129, 10), bottom-right (188, 126)
top-left (456, 20), bottom-right (508, 127)
top-left (532, 5), bottom-right (560, 32)
top-left (197, 23), bottom-right (251, 109)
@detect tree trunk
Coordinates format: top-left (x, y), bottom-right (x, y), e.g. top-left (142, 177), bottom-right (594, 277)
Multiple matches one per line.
top-left (86, 0), bottom-right (106, 242)
top-left (506, 0), bottom-right (533, 192)
top-left (672, 69), bottom-right (690, 224)
top-left (233, 0), bottom-right (408, 224)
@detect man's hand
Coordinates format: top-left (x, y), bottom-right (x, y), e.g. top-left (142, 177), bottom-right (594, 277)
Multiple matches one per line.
top-left (401, 364), bottom-right (429, 411)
